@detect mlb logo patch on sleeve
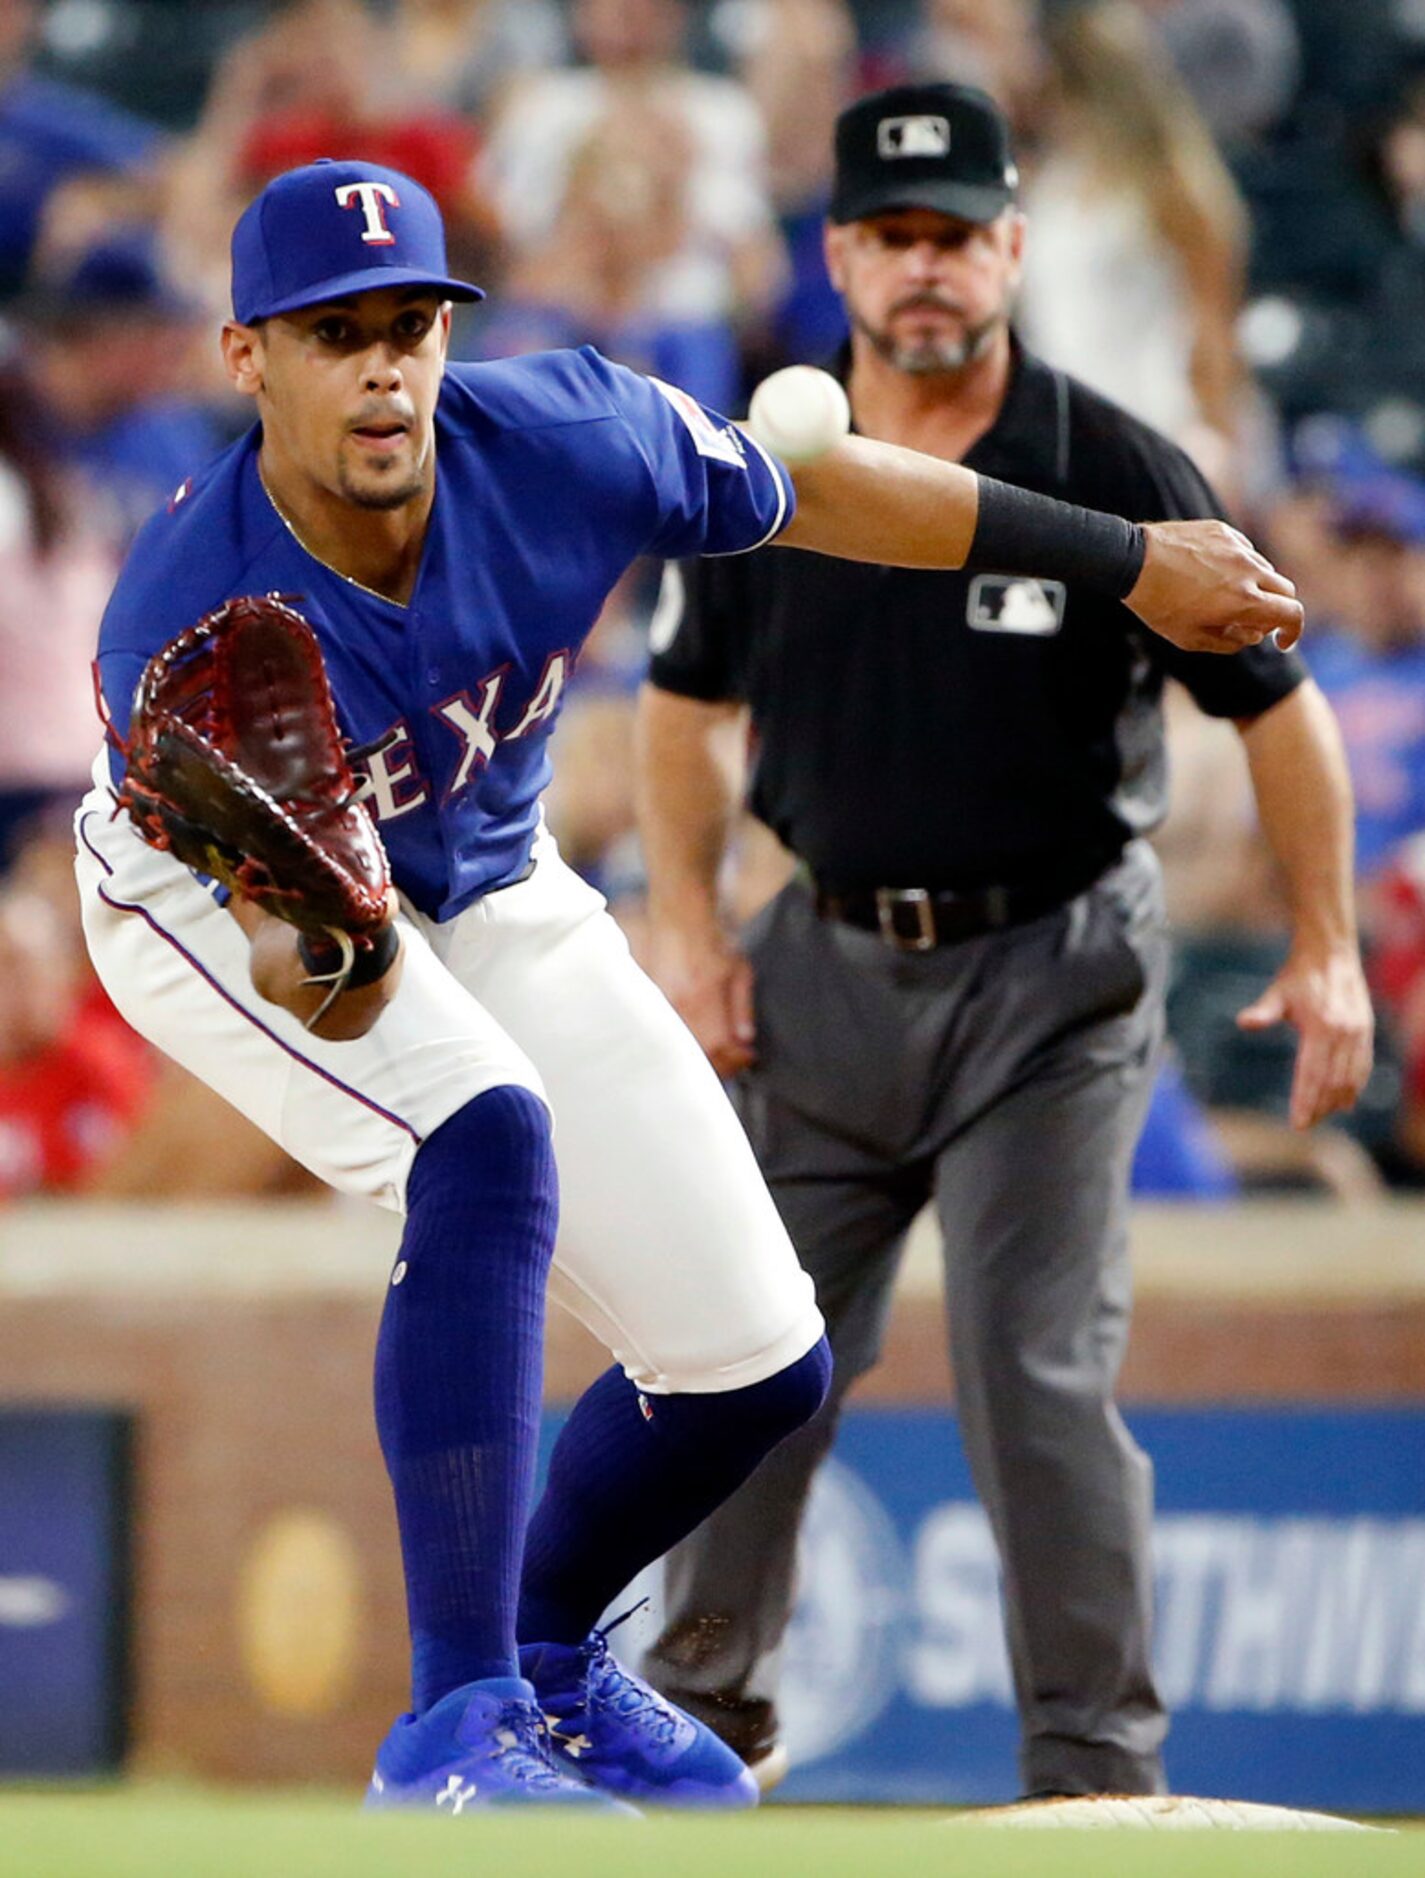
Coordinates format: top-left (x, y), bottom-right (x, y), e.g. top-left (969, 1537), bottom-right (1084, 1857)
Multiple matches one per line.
top-left (967, 575), bottom-right (1066, 636)
top-left (649, 378), bottom-right (748, 469)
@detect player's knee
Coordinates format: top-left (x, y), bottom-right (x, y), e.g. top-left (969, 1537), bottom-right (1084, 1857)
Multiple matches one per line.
top-left (654, 1334), bottom-right (831, 1470)
top-left (408, 1083), bottom-right (556, 1226)
top-left (727, 1333), bottom-right (832, 1446)
top-left (771, 1332), bottom-right (833, 1433)
top-left (421, 1080), bottom-right (552, 1156)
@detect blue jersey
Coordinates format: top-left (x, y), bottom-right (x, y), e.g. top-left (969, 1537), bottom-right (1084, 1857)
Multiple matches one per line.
top-left (96, 348), bottom-right (793, 920)
top-left (1307, 627), bottom-right (1425, 876)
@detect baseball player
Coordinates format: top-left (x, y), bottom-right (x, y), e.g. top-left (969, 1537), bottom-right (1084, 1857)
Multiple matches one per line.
top-left (73, 157), bottom-right (1300, 1813)
top-left (635, 85), bottom-right (1373, 1798)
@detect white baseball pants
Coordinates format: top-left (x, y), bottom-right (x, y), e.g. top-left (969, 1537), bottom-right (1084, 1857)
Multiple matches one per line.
top-left (75, 769), bottom-right (822, 1396)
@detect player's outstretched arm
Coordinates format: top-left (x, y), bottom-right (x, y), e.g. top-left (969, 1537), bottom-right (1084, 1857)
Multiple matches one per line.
top-left (776, 436), bottom-right (1303, 655)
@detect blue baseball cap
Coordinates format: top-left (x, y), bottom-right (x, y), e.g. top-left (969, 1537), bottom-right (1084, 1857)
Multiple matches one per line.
top-left (17, 227), bottom-right (201, 326)
top-left (1333, 469), bottom-right (1425, 547)
top-left (230, 158), bottom-right (484, 324)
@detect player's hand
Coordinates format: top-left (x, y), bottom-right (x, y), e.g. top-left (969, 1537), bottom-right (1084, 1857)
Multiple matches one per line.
top-left (648, 920), bottom-right (757, 1080)
top-left (1127, 521), bottom-right (1304, 655)
top-left (236, 892), bottom-right (404, 1041)
top-left (1236, 948), bottom-right (1375, 1130)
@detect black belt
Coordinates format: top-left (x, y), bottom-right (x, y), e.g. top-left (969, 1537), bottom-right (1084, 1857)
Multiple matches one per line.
top-left (814, 855), bottom-right (1117, 952)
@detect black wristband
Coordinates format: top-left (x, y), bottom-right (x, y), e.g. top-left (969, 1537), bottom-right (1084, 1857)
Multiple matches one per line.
top-left (298, 922), bottom-right (400, 989)
top-left (970, 475), bottom-right (1147, 599)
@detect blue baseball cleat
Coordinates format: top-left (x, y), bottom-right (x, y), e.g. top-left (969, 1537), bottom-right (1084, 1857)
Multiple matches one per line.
top-left (520, 1611), bottom-right (759, 1809)
top-left (365, 1675), bottom-right (637, 1814)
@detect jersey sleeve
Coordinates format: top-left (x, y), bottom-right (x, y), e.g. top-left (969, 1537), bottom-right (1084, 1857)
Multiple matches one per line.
top-left (1110, 428), bottom-right (1308, 721)
top-left (94, 511), bottom-right (196, 752)
top-left (584, 350), bottom-right (796, 560)
top-left (95, 526), bottom-right (169, 751)
top-left (646, 555), bottom-right (750, 702)
top-left (95, 646), bottom-right (149, 747)
top-left (91, 491), bottom-right (248, 779)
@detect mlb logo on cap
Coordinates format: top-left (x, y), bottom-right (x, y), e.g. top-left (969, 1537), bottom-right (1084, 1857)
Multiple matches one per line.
top-left (878, 115), bottom-right (951, 160)
top-left (230, 158), bottom-right (484, 324)
top-left (832, 82), bottom-right (1018, 227)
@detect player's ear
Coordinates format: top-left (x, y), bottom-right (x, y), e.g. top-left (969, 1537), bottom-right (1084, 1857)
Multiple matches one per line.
top-left (221, 320), bottom-right (265, 398)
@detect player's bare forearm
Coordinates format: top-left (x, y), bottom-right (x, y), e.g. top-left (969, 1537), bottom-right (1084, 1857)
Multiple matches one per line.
top-left (634, 684), bottom-right (757, 1076)
top-left (228, 895), bottom-right (405, 1041)
top-left (1235, 681), bottom-right (1374, 1127)
top-left (780, 438), bottom-right (1303, 654)
top-left (780, 435), bottom-right (980, 567)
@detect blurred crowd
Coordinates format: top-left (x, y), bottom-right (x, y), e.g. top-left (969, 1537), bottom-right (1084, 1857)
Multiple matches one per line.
top-left (5, 0), bottom-right (1425, 1202)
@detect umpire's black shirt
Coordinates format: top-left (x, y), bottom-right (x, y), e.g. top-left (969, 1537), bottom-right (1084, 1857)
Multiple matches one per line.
top-left (647, 341), bottom-right (1305, 897)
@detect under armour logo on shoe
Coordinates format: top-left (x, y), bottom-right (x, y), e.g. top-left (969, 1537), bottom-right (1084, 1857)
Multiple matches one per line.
top-left (544, 1713), bottom-right (593, 1757)
top-left (436, 1773), bottom-right (478, 1813)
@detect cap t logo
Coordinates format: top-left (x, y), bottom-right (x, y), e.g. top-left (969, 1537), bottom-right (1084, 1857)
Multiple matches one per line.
top-left (877, 115), bottom-right (951, 159)
top-left (334, 180), bottom-right (400, 246)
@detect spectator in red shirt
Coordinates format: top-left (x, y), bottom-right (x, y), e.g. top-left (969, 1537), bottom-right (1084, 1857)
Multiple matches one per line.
top-left (0, 890), bottom-right (152, 1196)
top-left (164, 0), bottom-right (496, 318)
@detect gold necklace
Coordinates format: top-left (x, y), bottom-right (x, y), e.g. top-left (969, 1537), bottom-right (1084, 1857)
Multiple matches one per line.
top-left (258, 463), bottom-right (411, 610)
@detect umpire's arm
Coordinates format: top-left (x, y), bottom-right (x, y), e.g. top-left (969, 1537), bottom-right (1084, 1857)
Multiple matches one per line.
top-left (1133, 429), bottom-right (1373, 1134)
top-left (1233, 682), bottom-right (1374, 1129)
top-left (635, 686), bottom-right (756, 1081)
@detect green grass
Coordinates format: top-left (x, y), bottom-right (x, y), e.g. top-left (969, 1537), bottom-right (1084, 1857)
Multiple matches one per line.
top-left (0, 1789), bottom-right (1421, 1878)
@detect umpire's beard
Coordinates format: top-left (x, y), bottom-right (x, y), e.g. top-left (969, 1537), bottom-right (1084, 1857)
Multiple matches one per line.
top-left (855, 300), bottom-right (1006, 378)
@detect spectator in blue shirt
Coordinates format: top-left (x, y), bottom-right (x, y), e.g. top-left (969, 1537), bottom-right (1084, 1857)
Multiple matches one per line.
top-left (0, 0), bottom-right (163, 300)
top-left (15, 230), bottom-right (227, 545)
top-left (1305, 461), bottom-right (1425, 878)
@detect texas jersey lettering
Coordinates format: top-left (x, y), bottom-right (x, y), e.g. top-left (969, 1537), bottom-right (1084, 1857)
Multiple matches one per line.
top-left (95, 348), bottom-right (792, 919)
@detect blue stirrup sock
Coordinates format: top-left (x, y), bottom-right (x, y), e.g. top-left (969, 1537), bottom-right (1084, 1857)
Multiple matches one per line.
top-left (374, 1085), bottom-right (557, 1712)
top-left (519, 1334), bottom-right (832, 1646)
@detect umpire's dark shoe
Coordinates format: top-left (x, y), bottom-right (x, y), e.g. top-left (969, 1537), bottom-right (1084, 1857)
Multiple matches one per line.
top-left (652, 1686), bottom-right (788, 1793)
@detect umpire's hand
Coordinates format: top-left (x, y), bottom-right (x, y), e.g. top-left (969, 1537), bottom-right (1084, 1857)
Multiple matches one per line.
top-left (651, 921), bottom-right (757, 1081)
top-left (1127, 521), bottom-right (1304, 655)
top-left (1237, 949), bottom-right (1375, 1130)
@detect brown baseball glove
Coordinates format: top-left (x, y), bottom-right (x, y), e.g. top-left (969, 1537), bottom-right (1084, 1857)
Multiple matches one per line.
top-left (115, 594), bottom-right (393, 1024)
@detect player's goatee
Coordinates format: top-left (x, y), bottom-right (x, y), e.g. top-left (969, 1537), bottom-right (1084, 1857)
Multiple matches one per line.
top-left (339, 466), bottom-right (428, 511)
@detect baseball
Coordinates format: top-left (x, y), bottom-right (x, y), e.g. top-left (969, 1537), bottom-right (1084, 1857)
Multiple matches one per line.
top-left (746, 366), bottom-right (851, 464)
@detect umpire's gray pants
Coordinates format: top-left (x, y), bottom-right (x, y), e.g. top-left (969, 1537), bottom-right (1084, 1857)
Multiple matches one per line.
top-left (643, 841), bottom-right (1170, 1797)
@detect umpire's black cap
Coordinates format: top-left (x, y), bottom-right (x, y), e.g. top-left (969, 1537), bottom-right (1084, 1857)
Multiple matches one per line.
top-left (830, 83), bottom-right (1019, 227)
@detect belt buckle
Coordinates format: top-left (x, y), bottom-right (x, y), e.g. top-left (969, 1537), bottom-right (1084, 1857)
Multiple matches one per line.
top-left (876, 886), bottom-right (937, 951)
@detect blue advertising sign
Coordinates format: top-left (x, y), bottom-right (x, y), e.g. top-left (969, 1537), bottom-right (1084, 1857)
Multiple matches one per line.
top-left (773, 1408), bottom-right (1425, 1812)
top-left (562, 1407), bottom-right (1425, 1814)
top-left (0, 1409), bottom-right (130, 1776)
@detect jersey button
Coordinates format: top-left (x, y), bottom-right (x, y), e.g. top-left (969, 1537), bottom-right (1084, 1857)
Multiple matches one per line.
top-left (426, 667), bottom-right (441, 686)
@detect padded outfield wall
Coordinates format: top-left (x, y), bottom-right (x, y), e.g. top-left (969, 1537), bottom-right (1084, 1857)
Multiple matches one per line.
top-left (0, 1201), bottom-right (1421, 1807)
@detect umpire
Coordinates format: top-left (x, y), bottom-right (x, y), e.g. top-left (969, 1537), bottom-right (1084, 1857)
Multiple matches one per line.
top-left (634, 82), bottom-right (1373, 1798)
